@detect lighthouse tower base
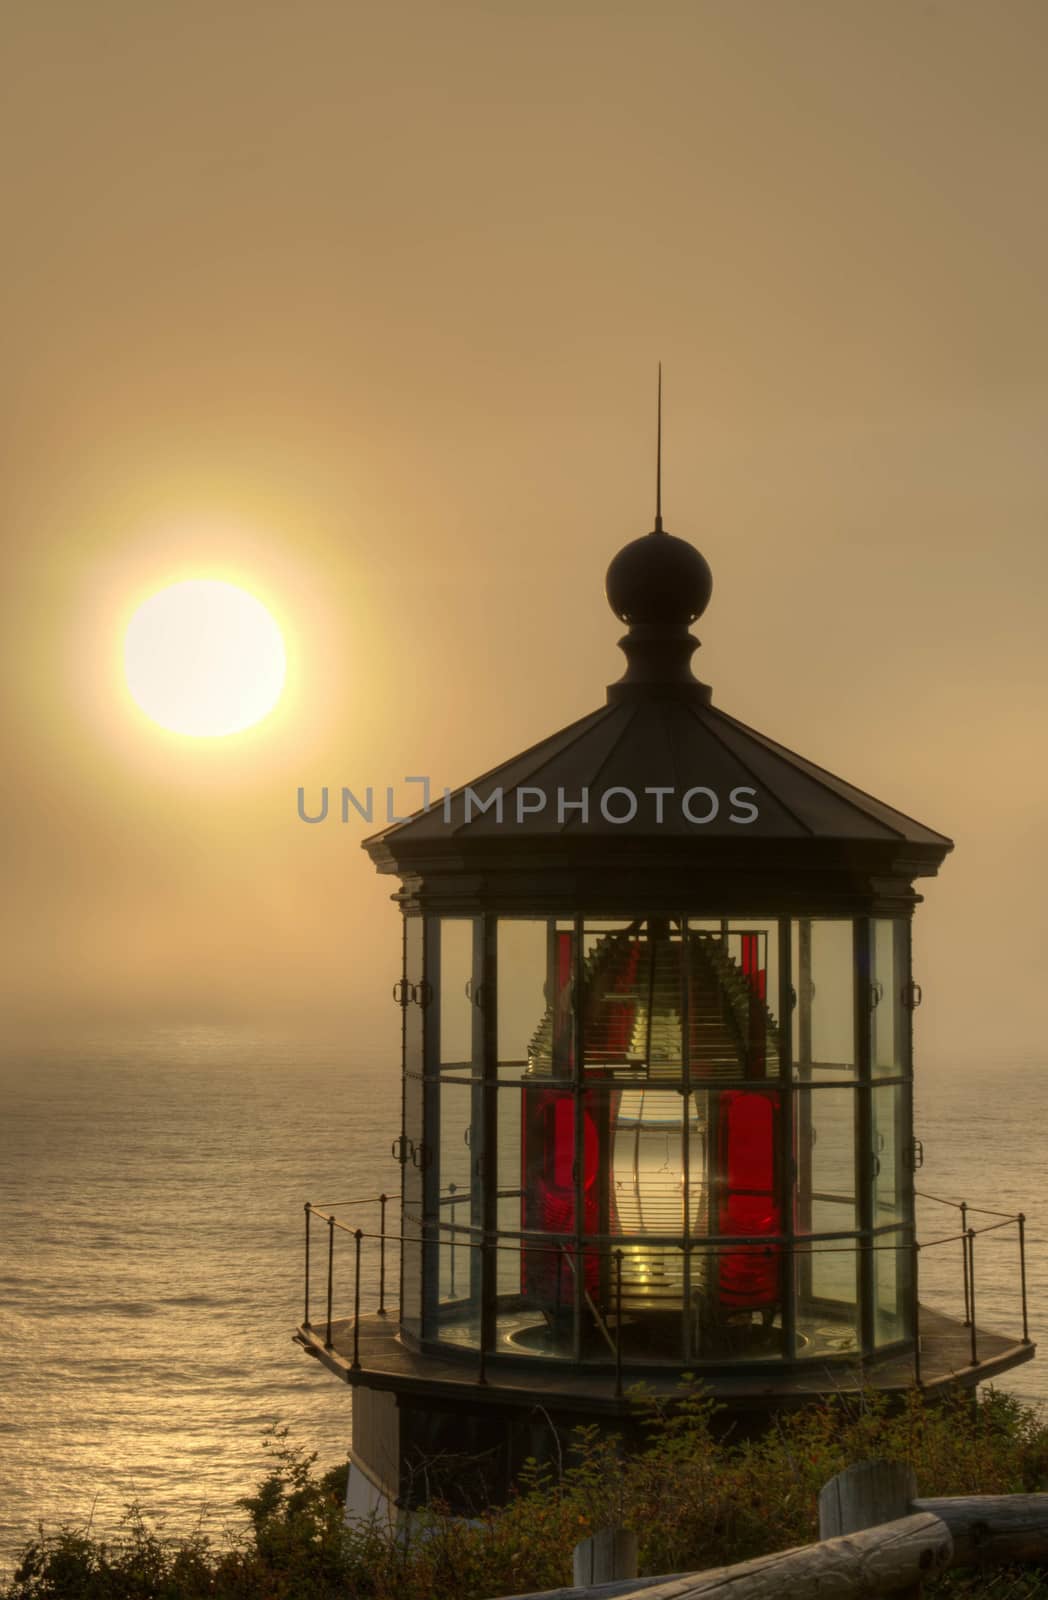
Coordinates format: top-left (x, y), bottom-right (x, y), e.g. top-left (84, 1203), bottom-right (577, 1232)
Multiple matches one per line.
top-left (296, 1307), bottom-right (1036, 1525)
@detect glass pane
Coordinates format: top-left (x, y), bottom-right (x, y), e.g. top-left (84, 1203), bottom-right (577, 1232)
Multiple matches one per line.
top-left (795, 1087), bottom-right (856, 1232)
top-left (493, 1227), bottom-right (575, 1359)
top-left (439, 1077), bottom-right (477, 1214)
top-left (435, 1076), bottom-right (482, 1347)
top-left (496, 1081), bottom-right (523, 1215)
top-left (695, 1088), bottom-right (784, 1360)
top-left (495, 1195), bottom-right (523, 1296)
top-left (572, 918), bottom-right (786, 1086)
top-left (522, 920), bottom-right (576, 1083)
top-left (515, 1078), bottom-right (586, 1359)
top-left (685, 1091), bottom-right (711, 1235)
top-left (434, 1236), bottom-right (482, 1349)
top-left (872, 919), bottom-right (908, 1078)
top-left (610, 1245), bottom-right (686, 1363)
top-left (690, 1243), bottom-right (785, 1361)
top-left (613, 1087), bottom-right (689, 1236)
top-left (724, 919), bottom-right (782, 1080)
top-left (582, 920), bottom-right (675, 1078)
top-left (872, 1084), bottom-right (908, 1228)
top-left (498, 919), bottom-right (549, 1076)
top-left (874, 1230), bottom-right (912, 1346)
top-left (610, 1084), bottom-right (783, 1362)
top-left (682, 920), bottom-right (781, 1083)
top-left (521, 1083), bottom-right (582, 1240)
top-left (796, 1239), bottom-right (860, 1356)
top-left (493, 1080), bottom-right (579, 1350)
top-left (513, 1237), bottom-right (579, 1358)
top-left (439, 918), bottom-right (474, 1069)
top-left (515, 1078), bottom-right (696, 1363)
top-left (792, 919), bottom-right (855, 1079)
top-left (493, 1074), bottom-right (580, 1363)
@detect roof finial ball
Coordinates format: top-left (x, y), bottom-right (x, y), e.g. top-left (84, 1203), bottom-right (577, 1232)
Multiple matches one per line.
top-left (605, 367), bottom-right (714, 698)
top-left (604, 524), bottom-right (713, 627)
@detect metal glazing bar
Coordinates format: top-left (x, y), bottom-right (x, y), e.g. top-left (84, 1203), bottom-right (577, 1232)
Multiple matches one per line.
top-left (558, 1237), bottom-right (615, 1355)
top-left (480, 910), bottom-right (498, 1365)
top-left (778, 915), bottom-right (796, 1362)
top-left (912, 1239), bottom-right (922, 1387)
top-left (967, 1228), bottom-right (978, 1366)
top-left (304, 1202), bottom-right (311, 1328)
top-left (449, 1187), bottom-right (458, 1297)
top-left (614, 1249), bottom-right (624, 1400)
top-left (1019, 1213), bottom-right (1030, 1343)
top-left (352, 1228), bottom-right (362, 1369)
top-left (680, 914), bottom-right (692, 1364)
top-left (854, 917), bottom-right (874, 1359)
top-left (960, 1200), bottom-right (970, 1325)
top-left (572, 914), bottom-right (584, 1366)
top-left (325, 1213), bottom-right (335, 1350)
top-left (378, 1194), bottom-right (388, 1315)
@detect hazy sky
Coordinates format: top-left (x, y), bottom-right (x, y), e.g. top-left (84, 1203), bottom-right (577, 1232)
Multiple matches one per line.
top-left (2, 1), bottom-right (1047, 1067)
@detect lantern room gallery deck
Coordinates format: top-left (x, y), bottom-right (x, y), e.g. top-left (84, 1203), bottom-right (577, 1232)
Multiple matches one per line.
top-left (299, 1298), bottom-right (1032, 1410)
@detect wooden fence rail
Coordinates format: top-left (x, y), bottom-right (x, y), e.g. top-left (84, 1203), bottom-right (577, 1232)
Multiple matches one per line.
top-left (488, 1463), bottom-right (1048, 1600)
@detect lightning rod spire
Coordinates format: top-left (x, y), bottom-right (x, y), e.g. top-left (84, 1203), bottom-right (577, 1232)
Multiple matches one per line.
top-left (654, 361), bottom-right (664, 533)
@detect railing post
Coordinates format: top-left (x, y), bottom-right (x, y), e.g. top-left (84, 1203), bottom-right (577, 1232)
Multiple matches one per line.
top-left (967, 1227), bottom-right (978, 1366)
top-left (477, 1237), bottom-right (488, 1387)
top-left (960, 1200), bottom-right (971, 1325)
top-left (352, 1228), bottom-right (363, 1369)
top-left (449, 1183), bottom-right (458, 1298)
top-left (325, 1213), bottom-right (335, 1350)
top-left (1018, 1213), bottom-right (1030, 1344)
top-left (573, 1528), bottom-right (638, 1586)
top-left (304, 1202), bottom-right (311, 1329)
top-left (614, 1249), bottom-right (624, 1400)
top-left (378, 1194), bottom-right (388, 1316)
top-left (817, 1461), bottom-right (923, 1598)
top-left (819, 1460), bottom-right (919, 1540)
top-left (912, 1239), bottom-right (922, 1388)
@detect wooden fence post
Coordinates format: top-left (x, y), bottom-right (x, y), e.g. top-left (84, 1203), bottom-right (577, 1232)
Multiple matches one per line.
top-left (572, 1526), bottom-right (639, 1586)
top-left (819, 1461), bottom-right (921, 1597)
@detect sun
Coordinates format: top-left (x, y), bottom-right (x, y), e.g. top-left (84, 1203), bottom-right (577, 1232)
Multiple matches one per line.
top-left (124, 579), bottom-right (287, 737)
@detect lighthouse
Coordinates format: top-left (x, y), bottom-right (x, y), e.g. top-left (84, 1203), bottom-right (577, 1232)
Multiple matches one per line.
top-left (297, 460), bottom-right (1034, 1522)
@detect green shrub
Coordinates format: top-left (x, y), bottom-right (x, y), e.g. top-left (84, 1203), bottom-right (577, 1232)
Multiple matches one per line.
top-left (5, 1390), bottom-right (1048, 1599)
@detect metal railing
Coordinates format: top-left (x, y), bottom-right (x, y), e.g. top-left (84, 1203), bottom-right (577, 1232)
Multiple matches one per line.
top-left (913, 1190), bottom-right (1031, 1380)
top-left (304, 1192), bottom-right (400, 1342)
top-left (301, 1191), bottom-right (1031, 1397)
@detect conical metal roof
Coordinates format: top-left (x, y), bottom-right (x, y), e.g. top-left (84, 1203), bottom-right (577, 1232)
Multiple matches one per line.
top-left (365, 695), bottom-right (950, 847)
top-left (364, 514), bottom-right (952, 911)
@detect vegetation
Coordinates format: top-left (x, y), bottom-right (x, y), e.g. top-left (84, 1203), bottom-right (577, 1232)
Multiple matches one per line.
top-left (5, 1387), bottom-right (1048, 1600)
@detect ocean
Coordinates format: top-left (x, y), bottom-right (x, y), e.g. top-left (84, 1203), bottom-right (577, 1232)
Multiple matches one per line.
top-left (1, 1030), bottom-right (1044, 1569)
